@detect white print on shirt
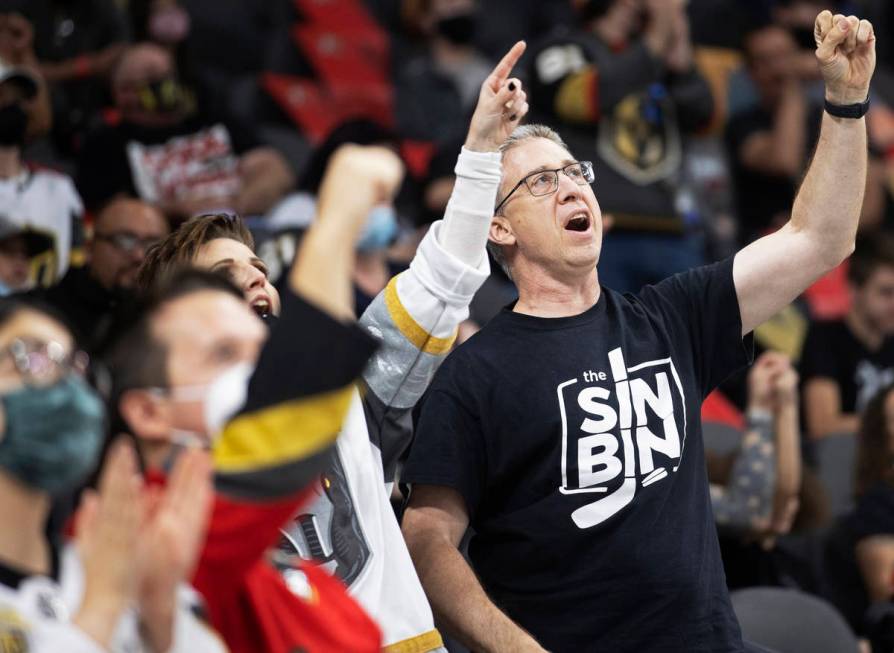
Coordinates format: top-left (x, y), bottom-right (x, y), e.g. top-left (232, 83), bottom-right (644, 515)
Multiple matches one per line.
top-left (126, 124), bottom-right (242, 205)
top-left (855, 360), bottom-right (894, 412)
top-left (557, 347), bottom-right (687, 529)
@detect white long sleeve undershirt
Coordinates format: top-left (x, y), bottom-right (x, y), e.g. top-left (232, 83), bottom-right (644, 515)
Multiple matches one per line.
top-left (437, 146), bottom-right (502, 268)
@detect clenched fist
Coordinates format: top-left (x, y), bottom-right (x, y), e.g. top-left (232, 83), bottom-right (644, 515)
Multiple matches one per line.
top-left (316, 144), bottom-right (405, 241)
top-left (814, 10), bottom-right (876, 105)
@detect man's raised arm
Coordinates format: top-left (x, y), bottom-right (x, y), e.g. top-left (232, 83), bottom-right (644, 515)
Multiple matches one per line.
top-left (734, 11), bottom-right (876, 336)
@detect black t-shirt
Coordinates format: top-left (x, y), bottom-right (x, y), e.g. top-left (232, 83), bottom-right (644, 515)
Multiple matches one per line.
top-left (800, 320), bottom-right (894, 414)
top-left (403, 257), bottom-right (753, 652)
top-left (851, 482), bottom-right (894, 543)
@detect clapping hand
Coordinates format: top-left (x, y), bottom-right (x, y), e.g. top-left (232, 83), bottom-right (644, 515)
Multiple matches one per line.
top-left (136, 448), bottom-right (214, 653)
top-left (74, 439), bottom-right (145, 648)
top-left (748, 352), bottom-right (797, 413)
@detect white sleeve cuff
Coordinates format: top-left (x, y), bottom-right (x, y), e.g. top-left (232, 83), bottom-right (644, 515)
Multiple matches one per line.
top-left (411, 220), bottom-right (490, 307)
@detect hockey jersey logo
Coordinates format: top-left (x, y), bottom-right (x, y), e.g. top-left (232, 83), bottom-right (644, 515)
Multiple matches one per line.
top-left (598, 86), bottom-right (682, 186)
top-left (280, 451), bottom-right (371, 586)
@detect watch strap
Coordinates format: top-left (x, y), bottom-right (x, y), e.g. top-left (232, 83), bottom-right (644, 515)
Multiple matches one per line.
top-left (824, 96), bottom-right (870, 119)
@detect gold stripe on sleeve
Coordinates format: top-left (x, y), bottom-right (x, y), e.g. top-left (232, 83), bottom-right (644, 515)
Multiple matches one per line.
top-left (383, 629), bottom-right (445, 653)
top-left (213, 384), bottom-right (354, 472)
top-left (384, 276), bottom-right (456, 356)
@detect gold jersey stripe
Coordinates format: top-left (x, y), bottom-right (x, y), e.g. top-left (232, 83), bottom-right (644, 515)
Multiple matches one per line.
top-left (384, 276), bottom-right (456, 356)
top-left (214, 384), bottom-right (353, 472)
top-left (383, 628), bottom-right (444, 653)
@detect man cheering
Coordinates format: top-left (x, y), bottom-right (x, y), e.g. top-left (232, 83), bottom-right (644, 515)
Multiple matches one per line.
top-left (401, 11), bottom-right (875, 653)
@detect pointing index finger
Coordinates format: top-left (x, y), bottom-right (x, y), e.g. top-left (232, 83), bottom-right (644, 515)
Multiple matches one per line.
top-left (488, 41), bottom-right (526, 92)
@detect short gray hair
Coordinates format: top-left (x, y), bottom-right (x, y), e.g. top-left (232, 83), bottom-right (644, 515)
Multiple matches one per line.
top-left (488, 124), bottom-right (569, 279)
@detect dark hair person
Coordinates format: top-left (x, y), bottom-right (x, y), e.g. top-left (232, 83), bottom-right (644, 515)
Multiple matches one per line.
top-left (136, 212), bottom-right (280, 318)
top-left (0, 298), bottom-right (222, 651)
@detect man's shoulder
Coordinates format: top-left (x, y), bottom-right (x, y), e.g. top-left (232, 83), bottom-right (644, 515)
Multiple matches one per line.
top-left (431, 317), bottom-right (512, 381)
top-left (627, 259), bottom-right (731, 313)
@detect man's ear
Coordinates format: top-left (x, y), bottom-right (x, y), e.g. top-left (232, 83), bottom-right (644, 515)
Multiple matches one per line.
top-left (489, 215), bottom-right (517, 247)
top-left (118, 389), bottom-right (171, 443)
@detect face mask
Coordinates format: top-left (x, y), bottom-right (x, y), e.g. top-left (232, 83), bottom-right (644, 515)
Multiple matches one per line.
top-left (0, 375), bottom-right (105, 495)
top-left (136, 76), bottom-right (194, 116)
top-left (356, 205), bottom-right (398, 252)
top-left (166, 361), bottom-right (254, 446)
top-left (435, 13), bottom-right (477, 46)
top-left (0, 103), bottom-right (28, 148)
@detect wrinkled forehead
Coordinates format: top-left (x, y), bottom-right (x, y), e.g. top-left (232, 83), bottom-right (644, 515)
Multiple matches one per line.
top-left (501, 137), bottom-right (576, 188)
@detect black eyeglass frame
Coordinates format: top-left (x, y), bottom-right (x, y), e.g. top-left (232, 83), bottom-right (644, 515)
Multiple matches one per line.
top-left (494, 160), bottom-right (595, 215)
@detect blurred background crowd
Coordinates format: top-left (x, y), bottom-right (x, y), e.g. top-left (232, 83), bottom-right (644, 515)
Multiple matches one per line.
top-left (3, 0), bottom-right (894, 651)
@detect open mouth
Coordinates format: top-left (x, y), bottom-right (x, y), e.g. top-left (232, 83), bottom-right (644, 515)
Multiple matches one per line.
top-left (250, 297), bottom-right (271, 318)
top-left (564, 212), bottom-right (591, 232)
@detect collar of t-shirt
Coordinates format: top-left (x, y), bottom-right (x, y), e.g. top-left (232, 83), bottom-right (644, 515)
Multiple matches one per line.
top-left (500, 293), bottom-right (604, 331)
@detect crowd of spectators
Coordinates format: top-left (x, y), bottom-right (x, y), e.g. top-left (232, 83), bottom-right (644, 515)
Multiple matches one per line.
top-left (1, 0), bottom-right (894, 651)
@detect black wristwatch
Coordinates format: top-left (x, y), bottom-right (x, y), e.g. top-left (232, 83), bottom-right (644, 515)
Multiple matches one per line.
top-left (824, 96), bottom-right (870, 119)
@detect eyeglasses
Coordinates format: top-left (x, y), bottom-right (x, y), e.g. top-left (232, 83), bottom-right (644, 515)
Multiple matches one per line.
top-left (95, 231), bottom-right (162, 253)
top-left (1, 338), bottom-right (89, 387)
top-left (494, 161), bottom-right (595, 214)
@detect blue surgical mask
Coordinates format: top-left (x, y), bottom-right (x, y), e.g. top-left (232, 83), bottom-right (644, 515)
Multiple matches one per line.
top-left (0, 375), bottom-right (105, 495)
top-left (356, 205), bottom-right (398, 252)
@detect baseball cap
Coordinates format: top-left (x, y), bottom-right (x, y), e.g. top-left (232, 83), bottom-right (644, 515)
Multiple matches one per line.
top-left (0, 216), bottom-right (53, 257)
top-left (0, 58), bottom-right (38, 100)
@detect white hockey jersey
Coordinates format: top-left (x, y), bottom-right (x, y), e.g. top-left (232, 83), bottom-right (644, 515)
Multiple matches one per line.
top-left (280, 148), bottom-right (501, 652)
top-left (0, 545), bottom-right (226, 653)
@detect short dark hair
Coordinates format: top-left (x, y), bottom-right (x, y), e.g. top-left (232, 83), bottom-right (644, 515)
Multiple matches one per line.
top-left (848, 234), bottom-right (894, 287)
top-left (0, 296), bottom-right (77, 345)
top-left (103, 267), bottom-right (244, 415)
top-left (136, 213), bottom-right (254, 293)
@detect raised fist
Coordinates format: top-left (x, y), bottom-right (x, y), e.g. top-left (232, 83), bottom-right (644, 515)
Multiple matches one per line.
top-left (814, 11), bottom-right (876, 105)
top-left (316, 144), bottom-right (405, 241)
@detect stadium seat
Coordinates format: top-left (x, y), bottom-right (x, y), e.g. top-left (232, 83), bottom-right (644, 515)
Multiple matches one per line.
top-left (703, 420), bottom-right (743, 456)
top-left (814, 433), bottom-right (857, 518)
top-left (731, 587), bottom-right (860, 653)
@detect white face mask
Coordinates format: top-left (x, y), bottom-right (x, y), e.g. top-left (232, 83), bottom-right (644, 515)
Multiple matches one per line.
top-left (164, 361), bottom-right (254, 447)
